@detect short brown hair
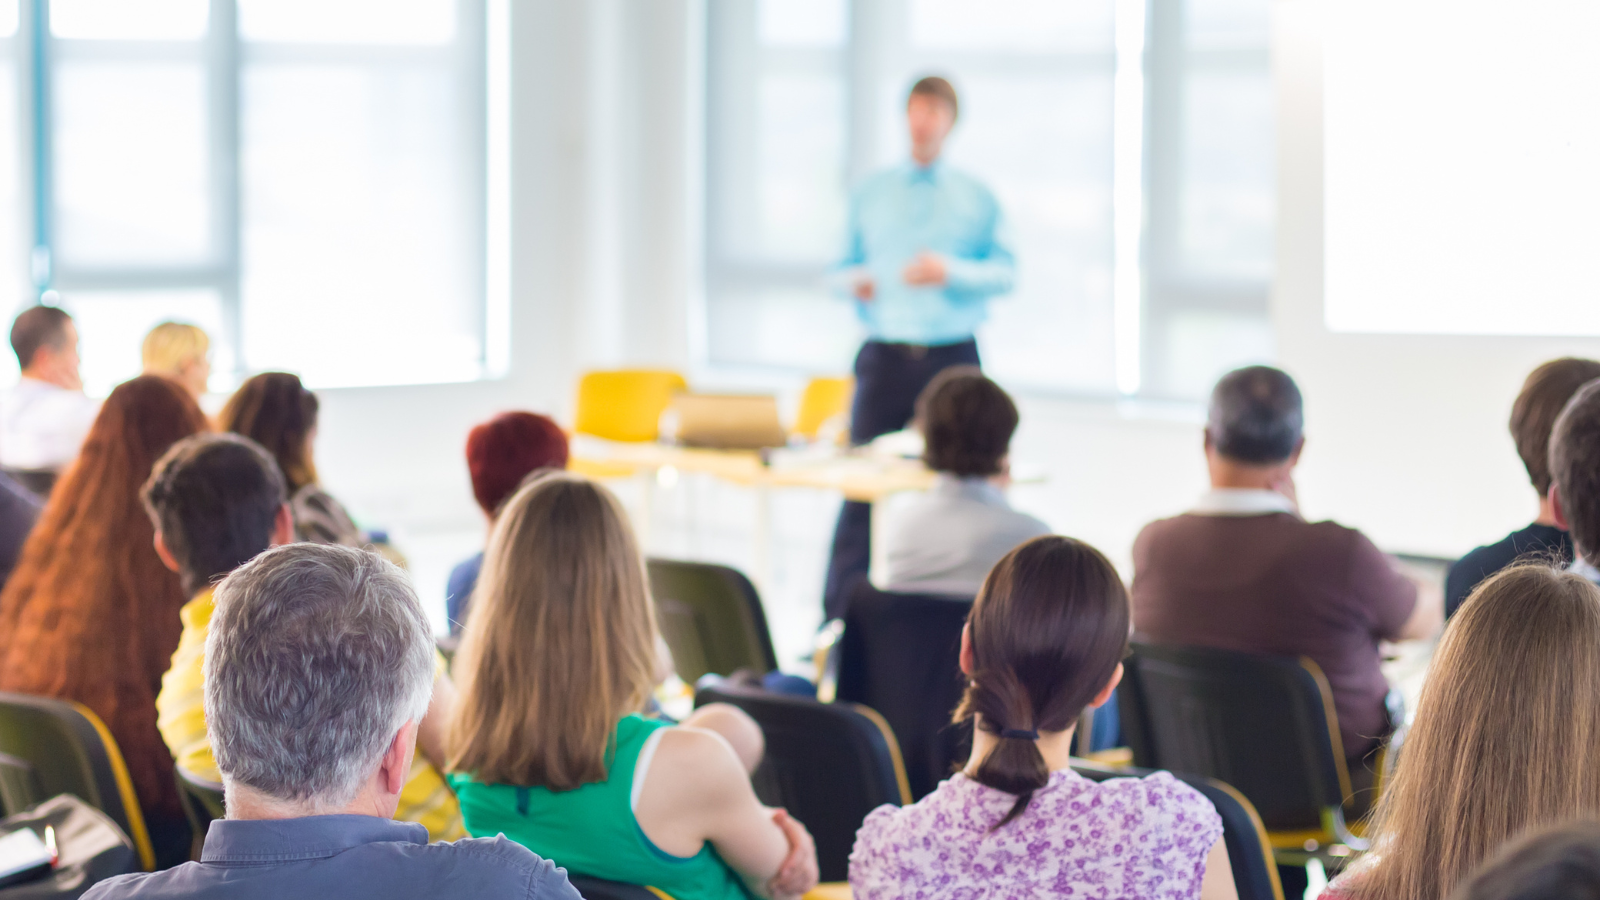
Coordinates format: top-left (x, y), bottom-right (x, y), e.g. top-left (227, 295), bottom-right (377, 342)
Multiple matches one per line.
top-left (908, 75), bottom-right (959, 120)
top-left (447, 472), bottom-right (658, 789)
top-left (9, 305), bottom-right (72, 369)
top-left (1351, 564), bottom-right (1600, 900)
top-left (1512, 359), bottom-right (1600, 495)
top-left (1552, 380), bottom-right (1600, 561)
top-left (142, 433), bottom-right (286, 597)
top-left (916, 366), bottom-right (1017, 477)
top-left (219, 372), bottom-right (320, 492)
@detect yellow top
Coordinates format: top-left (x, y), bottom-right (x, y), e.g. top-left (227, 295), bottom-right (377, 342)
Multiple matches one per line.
top-left (156, 588), bottom-right (466, 842)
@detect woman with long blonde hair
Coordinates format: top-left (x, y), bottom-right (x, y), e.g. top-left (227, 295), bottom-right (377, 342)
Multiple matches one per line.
top-left (447, 471), bottom-right (817, 900)
top-left (1323, 563), bottom-right (1600, 899)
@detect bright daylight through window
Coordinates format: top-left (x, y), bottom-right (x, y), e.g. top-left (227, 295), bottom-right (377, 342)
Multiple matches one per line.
top-left (0, 0), bottom-right (497, 394)
top-left (705, 0), bottom-right (1274, 400)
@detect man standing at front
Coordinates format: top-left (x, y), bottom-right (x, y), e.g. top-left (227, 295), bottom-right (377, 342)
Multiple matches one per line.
top-left (823, 76), bottom-right (1015, 618)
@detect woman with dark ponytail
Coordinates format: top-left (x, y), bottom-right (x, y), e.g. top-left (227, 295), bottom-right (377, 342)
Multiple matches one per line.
top-left (849, 535), bottom-right (1237, 899)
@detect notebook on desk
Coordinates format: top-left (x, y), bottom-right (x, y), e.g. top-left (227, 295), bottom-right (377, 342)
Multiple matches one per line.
top-left (669, 394), bottom-right (788, 450)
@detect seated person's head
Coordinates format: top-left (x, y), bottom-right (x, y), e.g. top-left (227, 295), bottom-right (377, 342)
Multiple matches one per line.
top-left (142, 433), bottom-right (291, 598)
top-left (1355, 564), bottom-right (1600, 898)
top-left (956, 535), bottom-right (1129, 826)
top-left (1512, 359), bottom-right (1600, 506)
top-left (1551, 380), bottom-right (1600, 564)
top-left (1205, 365), bottom-right (1304, 472)
top-left (10, 305), bottom-right (79, 388)
top-left (466, 412), bottom-right (570, 520)
top-left (915, 366), bottom-right (1018, 479)
top-left (208, 543), bottom-right (435, 818)
top-left (1452, 820), bottom-right (1600, 900)
top-left (220, 372), bottom-right (320, 492)
top-left (449, 471), bottom-right (656, 788)
top-left (141, 321), bottom-right (212, 399)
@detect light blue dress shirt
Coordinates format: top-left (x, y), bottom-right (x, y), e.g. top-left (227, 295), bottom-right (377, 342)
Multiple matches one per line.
top-left (839, 161), bottom-right (1015, 345)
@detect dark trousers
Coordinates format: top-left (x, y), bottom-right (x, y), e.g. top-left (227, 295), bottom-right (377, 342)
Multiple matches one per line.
top-left (821, 339), bottom-right (982, 620)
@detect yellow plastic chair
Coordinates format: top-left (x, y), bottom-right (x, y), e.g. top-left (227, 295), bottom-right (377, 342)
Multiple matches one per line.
top-left (793, 376), bottom-right (853, 442)
top-left (574, 370), bottom-right (689, 443)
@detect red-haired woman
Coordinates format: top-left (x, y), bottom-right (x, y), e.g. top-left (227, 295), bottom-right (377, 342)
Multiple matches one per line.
top-left (0, 375), bottom-right (208, 866)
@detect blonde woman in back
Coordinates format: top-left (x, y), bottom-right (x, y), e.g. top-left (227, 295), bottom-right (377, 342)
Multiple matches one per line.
top-left (447, 471), bottom-right (818, 900)
top-left (1322, 563), bottom-right (1600, 899)
top-left (141, 322), bottom-right (211, 399)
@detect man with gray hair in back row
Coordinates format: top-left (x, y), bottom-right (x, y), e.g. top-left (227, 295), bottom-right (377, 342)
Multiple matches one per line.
top-left (85, 543), bottom-right (579, 900)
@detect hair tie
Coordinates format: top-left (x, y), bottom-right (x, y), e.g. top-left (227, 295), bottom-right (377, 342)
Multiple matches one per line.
top-left (999, 728), bottom-right (1039, 741)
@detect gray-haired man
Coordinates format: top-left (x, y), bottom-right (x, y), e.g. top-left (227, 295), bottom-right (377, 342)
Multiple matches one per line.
top-left (85, 544), bottom-right (578, 900)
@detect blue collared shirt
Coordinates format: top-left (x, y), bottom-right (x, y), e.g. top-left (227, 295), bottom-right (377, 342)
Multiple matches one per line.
top-left (83, 815), bottom-right (580, 900)
top-left (838, 161), bottom-right (1015, 345)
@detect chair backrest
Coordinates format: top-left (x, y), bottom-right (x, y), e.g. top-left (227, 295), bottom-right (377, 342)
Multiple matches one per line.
top-left (1072, 761), bottom-right (1284, 900)
top-left (174, 768), bottom-right (226, 855)
top-left (568, 876), bottom-right (671, 900)
top-left (833, 580), bottom-right (973, 800)
top-left (792, 377), bottom-right (853, 441)
top-left (574, 370), bottom-right (688, 443)
top-left (647, 558), bottom-right (778, 683)
top-left (695, 682), bottom-right (910, 883)
top-left (0, 692), bottom-right (155, 870)
top-left (1119, 641), bottom-right (1350, 833)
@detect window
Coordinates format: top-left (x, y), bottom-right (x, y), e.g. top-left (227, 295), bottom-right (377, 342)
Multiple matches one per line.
top-left (5, 0), bottom-right (495, 394)
top-left (704, 0), bottom-right (1274, 400)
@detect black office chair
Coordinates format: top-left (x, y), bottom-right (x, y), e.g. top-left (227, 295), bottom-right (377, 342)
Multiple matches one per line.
top-left (0, 692), bottom-right (155, 870)
top-left (647, 558), bottom-right (778, 684)
top-left (695, 681), bottom-right (910, 883)
top-left (568, 876), bottom-right (672, 900)
top-left (1073, 760), bottom-right (1285, 900)
top-left (1119, 642), bottom-right (1371, 861)
top-left (828, 579), bottom-right (973, 800)
top-left (174, 769), bottom-right (225, 857)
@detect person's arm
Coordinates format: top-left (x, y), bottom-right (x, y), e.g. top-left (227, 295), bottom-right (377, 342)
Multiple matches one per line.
top-left (1349, 531), bottom-right (1442, 643)
top-left (415, 666), bottom-right (457, 769)
top-left (635, 727), bottom-right (818, 899)
top-left (1393, 572), bottom-right (1444, 642)
top-left (1199, 838), bottom-right (1238, 900)
top-left (832, 190), bottom-right (874, 300)
top-left (939, 203), bottom-right (1015, 296)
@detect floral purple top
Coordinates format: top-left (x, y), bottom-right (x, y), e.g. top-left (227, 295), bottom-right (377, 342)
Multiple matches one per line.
top-left (850, 769), bottom-right (1224, 900)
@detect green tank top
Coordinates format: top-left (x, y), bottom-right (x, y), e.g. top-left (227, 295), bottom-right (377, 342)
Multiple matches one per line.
top-left (449, 715), bottom-right (756, 900)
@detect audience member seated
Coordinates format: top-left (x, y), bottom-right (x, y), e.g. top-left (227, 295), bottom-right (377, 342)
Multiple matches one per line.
top-left (220, 371), bottom-right (364, 546)
top-left (1131, 366), bottom-right (1440, 795)
top-left (446, 411), bottom-right (569, 635)
top-left (84, 544), bottom-right (580, 900)
top-left (882, 366), bottom-right (1049, 596)
top-left (1450, 821), bottom-right (1600, 900)
top-left (1446, 357), bottom-right (1600, 615)
top-left (447, 471), bottom-right (819, 900)
top-left (141, 321), bottom-right (213, 400)
top-left (850, 535), bottom-right (1235, 900)
top-left (0, 472), bottom-right (40, 589)
top-left (0, 305), bottom-right (99, 487)
top-left (0, 376), bottom-right (207, 866)
top-left (1552, 379), bottom-right (1600, 587)
top-left (1321, 564), bottom-right (1600, 900)
top-left (145, 433), bottom-right (464, 842)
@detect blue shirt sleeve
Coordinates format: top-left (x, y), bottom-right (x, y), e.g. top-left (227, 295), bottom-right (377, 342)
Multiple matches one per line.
top-left (941, 200), bottom-right (1015, 298)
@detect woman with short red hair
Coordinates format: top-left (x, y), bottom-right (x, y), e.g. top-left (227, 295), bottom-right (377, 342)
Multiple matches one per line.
top-left (446, 411), bottom-right (568, 634)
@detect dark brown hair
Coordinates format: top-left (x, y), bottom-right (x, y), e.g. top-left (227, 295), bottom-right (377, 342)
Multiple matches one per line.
top-left (1452, 820), bottom-right (1600, 900)
top-left (219, 372), bottom-right (321, 492)
top-left (0, 376), bottom-right (208, 825)
top-left (909, 75), bottom-right (959, 120)
top-left (9, 305), bottom-right (71, 369)
top-left (954, 535), bottom-right (1130, 828)
top-left (917, 366), bottom-right (1018, 478)
top-left (142, 433), bottom-right (287, 597)
top-left (1551, 380), bottom-right (1600, 561)
top-left (1512, 359), bottom-right (1600, 496)
top-left (1350, 564), bottom-right (1600, 900)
